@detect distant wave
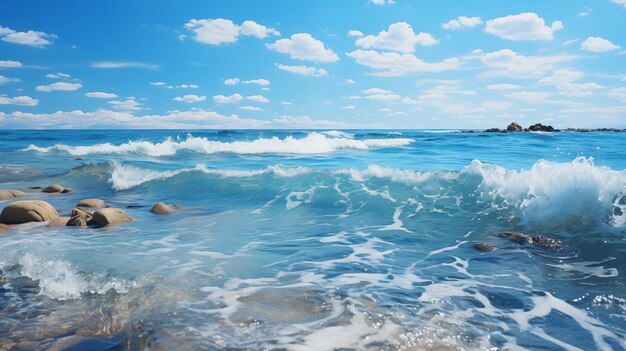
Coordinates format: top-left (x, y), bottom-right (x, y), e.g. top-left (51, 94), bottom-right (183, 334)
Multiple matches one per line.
top-left (23, 132), bottom-right (414, 156)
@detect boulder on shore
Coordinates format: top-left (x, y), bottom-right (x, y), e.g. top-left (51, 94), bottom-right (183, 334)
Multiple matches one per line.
top-left (90, 208), bottom-right (133, 228)
top-left (506, 122), bottom-right (523, 132)
top-left (0, 200), bottom-right (59, 224)
top-left (48, 216), bottom-right (70, 227)
top-left (150, 202), bottom-right (178, 214)
top-left (42, 184), bottom-right (71, 194)
top-left (76, 198), bottom-right (107, 209)
top-left (67, 208), bottom-right (93, 227)
top-left (0, 189), bottom-right (25, 201)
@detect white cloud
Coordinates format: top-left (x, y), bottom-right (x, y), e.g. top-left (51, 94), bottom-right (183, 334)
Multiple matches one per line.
top-left (363, 88), bottom-right (391, 94)
top-left (612, 0), bottom-right (626, 8)
top-left (342, 105), bottom-right (355, 109)
top-left (344, 79), bottom-right (356, 84)
top-left (486, 83), bottom-right (520, 90)
top-left (109, 99), bottom-right (144, 111)
top-left (480, 49), bottom-right (577, 77)
top-left (243, 78), bottom-right (270, 86)
top-left (150, 81), bottom-right (166, 86)
top-left (46, 72), bottom-right (71, 79)
top-left (538, 69), bottom-right (584, 85)
top-left (276, 63), bottom-right (327, 77)
top-left (92, 61), bottom-right (160, 69)
top-left (363, 88), bottom-right (401, 100)
top-left (442, 16), bottom-right (482, 30)
top-left (508, 91), bottom-right (552, 103)
top-left (369, 0), bottom-right (395, 4)
top-left (0, 75), bottom-right (19, 84)
top-left (0, 60), bottom-right (22, 68)
top-left (36, 82), bottom-right (82, 92)
top-left (485, 13), bottom-right (563, 41)
top-left (563, 39), bottom-right (579, 46)
top-left (246, 95), bottom-right (269, 103)
top-left (347, 50), bottom-right (459, 76)
top-left (0, 94), bottom-right (38, 106)
top-left (185, 18), bottom-right (279, 45)
top-left (240, 105), bottom-right (263, 111)
top-left (224, 78), bottom-right (240, 85)
top-left (558, 82), bottom-right (603, 97)
top-left (355, 22), bottom-right (437, 53)
top-left (173, 94), bottom-right (207, 103)
top-left (607, 87), bottom-right (626, 102)
top-left (348, 30), bottom-right (363, 37)
top-left (580, 36), bottom-right (621, 52)
top-left (0, 25), bottom-right (57, 47)
top-left (213, 93), bottom-right (244, 104)
top-left (267, 33), bottom-right (339, 62)
top-left (577, 7), bottom-right (592, 17)
top-left (85, 91), bottom-right (118, 98)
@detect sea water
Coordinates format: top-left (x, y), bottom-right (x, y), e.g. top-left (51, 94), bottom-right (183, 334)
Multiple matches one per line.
top-left (0, 129), bottom-right (625, 350)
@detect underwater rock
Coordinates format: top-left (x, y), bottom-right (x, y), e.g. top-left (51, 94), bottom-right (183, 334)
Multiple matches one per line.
top-left (495, 231), bottom-right (530, 243)
top-left (530, 235), bottom-right (563, 250)
top-left (42, 184), bottom-right (71, 193)
top-left (0, 189), bottom-right (25, 201)
top-left (48, 216), bottom-right (70, 227)
top-left (0, 200), bottom-right (59, 224)
top-left (506, 122), bottom-right (523, 132)
top-left (67, 208), bottom-right (93, 228)
top-left (90, 208), bottom-right (133, 227)
top-left (150, 202), bottom-right (177, 214)
top-left (473, 243), bottom-right (495, 252)
top-left (76, 198), bottom-right (107, 209)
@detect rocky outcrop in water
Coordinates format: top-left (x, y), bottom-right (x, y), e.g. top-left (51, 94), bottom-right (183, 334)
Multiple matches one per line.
top-left (42, 184), bottom-right (71, 194)
top-left (0, 189), bottom-right (25, 201)
top-left (0, 200), bottom-right (59, 224)
top-left (495, 231), bottom-right (562, 250)
top-left (67, 208), bottom-right (93, 227)
top-left (77, 198), bottom-right (107, 209)
top-left (48, 216), bottom-right (70, 227)
top-left (506, 122), bottom-right (523, 132)
top-left (527, 123), bottom-right (555, 132)
top-left (150, 202), bottom-right (178, 214)
top-left (90, 208), bottom-right (133, 228)
top-left (473, 122), bottom-right (626, 133)
top-left (473, 243), bottom-right (495, 252)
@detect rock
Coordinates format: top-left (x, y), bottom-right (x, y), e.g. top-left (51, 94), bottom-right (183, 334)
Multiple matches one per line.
top-left (0, 200), bottom-right (59, 224)
top-left (48, 216), bottom-right (70, 227)
top-left (75, 157), bottom-right (83, 160)
top-left (506, 122), bottom-right (523, 132)
top-left (473, 243), bottom-right (495, 252)
top-left (531, 235), bottom-right (563, 250)
top-left (42, 184), bottom-right (65, 193)
top-left (528, 123), bottom-right (556, 132)
top-left (0, 189), bottom-right (25, 201)
top-left (76, 198), bottom-right (107, 209)
top-left (67, 209), bottom-right (93, 227)
top-left (90, 208), bottom-right (133, 228)
top-left (495, 231), bottom-right (530, 243)
top-left (0, 223), bottom-right (11, 233)
top-left (150, 202), bottom-right (177, 214)
top-left (28, 186), bottom-right (43, 189)
top-left (484, 128), bottom-right (503, 133)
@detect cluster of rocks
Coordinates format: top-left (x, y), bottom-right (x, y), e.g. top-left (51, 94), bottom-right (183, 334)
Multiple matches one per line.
top-left (473, 231), bottom-right (563, 252)
top-left (473, 122), bottom-right (626, 133)
top-left (0, 185), bottom-right (179, 233)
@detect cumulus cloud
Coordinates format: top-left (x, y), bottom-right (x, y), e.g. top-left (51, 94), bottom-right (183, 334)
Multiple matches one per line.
top-left (243, 78), bottom-right (270, 86)
top-left (348, 30), bottom-right (363, 37)
top-left (0, 25), bottom-right (57, 47)
top-left (480, 49), bottom-right (577, 77)
top-left (355, 22), bottom-right (438, 53)
top-left (213, 93), bottom-right (244, 104)
top-left (538, 69), bottom-right (584, 85)
top-left (46, 72), bottom-right (71, 79)
top-left (224, 78), bottom-right (240, 85)
top-left (173, 94), bottom-right (207, 103)
top-left (346, 50), bottom-right (459, 76)
top-left (246, 95), bottom-right (269, 103)
top-left (36, 82), bottom-right (82, 92)
top-left (85, 91), bottom-right (118, 98)
top-left (0, 75), bottom-right (19, 84)
top-left (267, 33), bottom-right (339, 62)
top-left (108, 99), bottom-right (144, 111)
top-left (184, 18), bottom-right (279, 45)
top-left (485, 13), bottom-right (563, 41)
top-left (442, 16), bottom-right (482, 30)
top-left (612, 0), bottom-right (626, 8)
top-left (580, 36), bottom-right (621, 52)
top-left (362, 87), bottom-right (401, 100)
top-left (276, 63), bottom-right (327, 76)
top-left (0, 60), bottom-right (22, 68)
top-left (0, 94), bottom-right (38, 106)
top-left (239, 105), bottom-right (263, 111)
top-left (92, 61), bottom-right (161, 69)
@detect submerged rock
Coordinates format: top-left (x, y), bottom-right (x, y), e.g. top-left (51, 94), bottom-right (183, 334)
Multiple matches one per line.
top-left (76, 198), bottom-right (107, 209)
top-left (90, 208), bottom-right (133, 227)
top-left (0, 200), bottom-right (59, 224)
top-left (150, 202), bottom-right (177, 214)
top-left (531, 235), bottom-right (563, 250)
top-left (473, 243), bottom-right (495, 252)
top-left (0, 189), bottom-right (25, 201)
top-left (506, 122), bottom-right (523, 132)
top-left (48, 216), bottom-right (70, 227)
top-left (42, 184), bottom-right (71, 194)
top-left (495, 231), bottom-right (530, 243)
top-left (67, 208), bottom-right (93, 227)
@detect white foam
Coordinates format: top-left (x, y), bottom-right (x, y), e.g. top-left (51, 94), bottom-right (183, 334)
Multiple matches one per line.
top-left (321, 130), bottom-right (354, 138)
top-left (24, 132), bottom-right (413, 156)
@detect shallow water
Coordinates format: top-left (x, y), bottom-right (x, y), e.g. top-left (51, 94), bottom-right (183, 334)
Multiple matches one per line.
top-left (0, 130), bottom-right (625, 350)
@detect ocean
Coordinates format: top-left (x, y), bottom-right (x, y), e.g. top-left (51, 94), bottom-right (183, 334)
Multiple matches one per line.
top-left (1, 129), bottom-right (625, 350)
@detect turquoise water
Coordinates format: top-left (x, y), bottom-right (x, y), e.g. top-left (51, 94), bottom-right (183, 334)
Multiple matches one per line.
top-left (1, 130), bottom-right (625, 350)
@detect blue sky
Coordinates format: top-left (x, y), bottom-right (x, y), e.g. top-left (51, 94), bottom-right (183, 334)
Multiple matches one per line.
top-left (0, 0), bottom-right (625, 129)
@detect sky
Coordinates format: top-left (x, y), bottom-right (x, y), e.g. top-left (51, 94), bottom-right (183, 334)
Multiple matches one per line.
top-left (0, 0), bottom-right (625, 129)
